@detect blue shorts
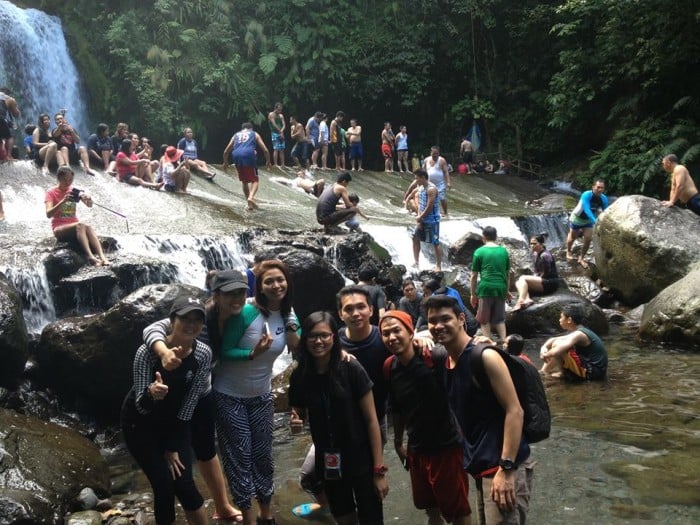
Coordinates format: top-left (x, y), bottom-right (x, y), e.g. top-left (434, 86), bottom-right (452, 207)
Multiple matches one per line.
top-left (435, 182), bottom-right (447, 202)
top-left (413, 222), bottom-right (440, 245)
top-left (349, 142), bottom-right (363, 160)
top-left (686, 193), bottom-right (700, 216)
top-left (271, 131), bottom-right (285, 151)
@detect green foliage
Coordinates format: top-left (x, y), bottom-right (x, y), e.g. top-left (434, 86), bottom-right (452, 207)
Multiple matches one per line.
top-left (16, 0), bottom-right (699, 185)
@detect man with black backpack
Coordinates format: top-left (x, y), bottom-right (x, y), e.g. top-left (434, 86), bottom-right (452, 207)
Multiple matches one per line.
top-left (379, 310), bottom-right (471, 524)
top-left (425, 295), bottom-right (534, 525)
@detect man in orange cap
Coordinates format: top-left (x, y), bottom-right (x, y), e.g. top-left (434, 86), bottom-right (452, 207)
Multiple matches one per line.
top-left (379, 310), bottom-right (471, 525)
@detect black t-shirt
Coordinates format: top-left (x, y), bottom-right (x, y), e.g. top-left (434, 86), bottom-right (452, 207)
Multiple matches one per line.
top-left (362, 284), bottom-right (386, 326)
top-left (289, 359), bottom-right (374, 477)
top-left (339, 325), bottom-right (391, 420)
top-left (388, 347), bottom-right (463, 453)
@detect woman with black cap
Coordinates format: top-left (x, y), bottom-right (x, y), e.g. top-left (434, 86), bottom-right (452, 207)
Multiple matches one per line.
top-left (121, 295), bottom-right (211, 525)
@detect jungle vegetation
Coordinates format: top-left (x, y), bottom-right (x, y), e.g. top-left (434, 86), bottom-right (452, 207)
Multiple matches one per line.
top-left (26, 0), bottom-right (700, 196)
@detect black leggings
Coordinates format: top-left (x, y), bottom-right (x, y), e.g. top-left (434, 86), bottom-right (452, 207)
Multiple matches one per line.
top-left (122, 422), bottom-right (203, 524)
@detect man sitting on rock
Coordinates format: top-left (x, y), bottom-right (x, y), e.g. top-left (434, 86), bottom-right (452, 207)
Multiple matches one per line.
top-left (539, 304), bottom-right (608, 381)
top-left (661, 154), bottom-right (700, 216)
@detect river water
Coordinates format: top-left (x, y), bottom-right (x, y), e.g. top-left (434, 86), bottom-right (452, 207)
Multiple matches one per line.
top-left (2, 162), bottom-right (698, 523)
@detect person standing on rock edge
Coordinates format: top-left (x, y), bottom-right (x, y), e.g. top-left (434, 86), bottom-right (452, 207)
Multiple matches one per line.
top-left (411, 169), bottom-right (443, 272)
top-left (0, 87), bottom-right (20, 161)
top-left (223, 122), bottom-right (271, 211)
top-left (470, 226), bottom-right (511, 342)
top-left (539, 304), bottom-right (608, 381)
top-left (565, 179), bottom-right (609, 268)
top-left (268, 103), bottom-right (286, 169)
top-left (661, 154), bottom-right (700, 216)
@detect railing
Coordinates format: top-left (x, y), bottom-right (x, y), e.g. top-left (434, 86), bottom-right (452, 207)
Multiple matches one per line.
top-left (446, 150), bottom-right (542, 177)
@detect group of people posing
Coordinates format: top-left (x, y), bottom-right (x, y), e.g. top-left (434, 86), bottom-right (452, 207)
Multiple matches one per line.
top-left (122, 240), bottom-right (610, 525)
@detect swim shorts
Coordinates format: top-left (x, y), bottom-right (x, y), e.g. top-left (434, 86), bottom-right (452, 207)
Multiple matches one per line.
top-left (236, 166), bottom-right (258, 183)
top-left (381, 143), bottom-right (392, 158)
top-left (271, 131), bottom-right (285, 151)
top-left (349, 142), bottom-right (363, 160)
top-left (413, 222), bottom-right (440, 245)
top-left (686, 193), bottom-right (700, 216)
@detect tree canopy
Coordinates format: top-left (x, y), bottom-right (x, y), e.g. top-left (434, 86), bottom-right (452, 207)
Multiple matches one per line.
top-left (28, 0), bottom-right (700, 195)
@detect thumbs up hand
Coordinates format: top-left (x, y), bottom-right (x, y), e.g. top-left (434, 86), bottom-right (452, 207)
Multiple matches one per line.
top-left (149, 371), bottom-right (169, 401)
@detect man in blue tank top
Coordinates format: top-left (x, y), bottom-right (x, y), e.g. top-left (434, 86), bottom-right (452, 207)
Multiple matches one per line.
top-left (222, 123), bottom-right (271, 211)
top-left (411, 169), bottom-right (442, 272)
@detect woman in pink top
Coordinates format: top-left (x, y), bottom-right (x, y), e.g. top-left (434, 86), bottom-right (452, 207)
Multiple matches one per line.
top-left (116, 138), bottom-right (164, 190)
top-left (44, 165), bottom-right (109, 266)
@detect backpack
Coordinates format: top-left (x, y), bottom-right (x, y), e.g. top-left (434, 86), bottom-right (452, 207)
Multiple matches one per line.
top-left (469, 343), bottom-right (551, 443)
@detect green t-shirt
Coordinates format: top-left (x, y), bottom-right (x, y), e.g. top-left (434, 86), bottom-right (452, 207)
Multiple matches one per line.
top-left (471, 244), bottom-right (510, 297)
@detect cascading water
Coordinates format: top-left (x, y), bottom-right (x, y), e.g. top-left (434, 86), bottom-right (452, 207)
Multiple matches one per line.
top-left (0, 1), bottom-right (90, 140)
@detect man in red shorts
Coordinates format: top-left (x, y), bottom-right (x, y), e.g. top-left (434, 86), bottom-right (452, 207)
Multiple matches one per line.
top-left (380, 310), bottom-right (471, 525)
top-left (380, 122), bottom-right (395, 173)
top-left (223, 122), bottom-right (271, 210)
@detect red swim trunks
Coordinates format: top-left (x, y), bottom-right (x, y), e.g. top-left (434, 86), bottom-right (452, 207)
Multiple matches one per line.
top-left (236, 166), bottom-right (258, 183)
top-left (381, 143), bottom-right (393, 158)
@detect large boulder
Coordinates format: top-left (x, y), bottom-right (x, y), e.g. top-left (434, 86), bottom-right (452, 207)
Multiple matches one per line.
top-left (594, 195), bottom-right (700, 306)
top-left (0, 274), bottom-right (29, 389)
top-left (35, 284), bottom-right (204, 420)
top-left (0, 408), bottom-right (109, 525)
top-left (639, 266), bottom-right (700, 346)
top-left (506, 291), bottom-right (608, 337)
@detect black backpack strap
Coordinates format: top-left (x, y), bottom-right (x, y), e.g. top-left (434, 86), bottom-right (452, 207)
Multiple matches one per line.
top-left (469, 342), bottom-right (501, 390)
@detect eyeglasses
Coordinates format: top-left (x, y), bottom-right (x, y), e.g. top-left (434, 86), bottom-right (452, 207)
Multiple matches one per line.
top-left (308, 332), bottom-right (333, 342)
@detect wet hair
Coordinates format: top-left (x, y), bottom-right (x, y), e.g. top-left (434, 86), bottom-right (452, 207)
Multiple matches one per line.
top-left (562, 304), bottom-right (584, 324)
top-left (348, 193), bottom-right (360, 205)
top-left (337, 171), bottom-right (352, 184)
top-left (336, 284), bottom-right (370, 310)
top-left (414, 168), bottom-right (428, 180)
top-left (120, 138), bottom-right (133, 153)
top-left (56, 165), bottom-right (74, 179)
top-left (505, 334), bottom-right (525, 356)
top-left (253, 259), bottom-right (294, 317)
top-left (423, 279), bottom-right (441, 293)
top-left (37, 113), bottom-right (50, 126)
top-left (482, 226), bottom-right (498, 241)
top-left (97, 123), bottom-right (109, 135)
top-left (663, 154), bottom-right (678, 164)
top-left (424, 295), bottom-right (463, 319)
top-left (24, 124), bottom-right (36, 135)
top-left (358, 261), bottom-right (378, 281)
top-left (241, 122), bottom-right (253, 130)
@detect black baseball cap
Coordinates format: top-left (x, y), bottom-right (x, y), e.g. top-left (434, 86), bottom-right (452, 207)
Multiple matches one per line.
top-left (170, 296), bottom-right (206, 317)
top-left (211, 269), bottom-right (249, 293)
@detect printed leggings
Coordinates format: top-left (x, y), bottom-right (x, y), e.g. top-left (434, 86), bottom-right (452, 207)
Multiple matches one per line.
top-left (214, 390), bottom-right (274, 509)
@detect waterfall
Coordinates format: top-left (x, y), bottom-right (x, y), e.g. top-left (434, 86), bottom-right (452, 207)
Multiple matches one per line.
top-left (513, 212), bottom-right (570, 248)
top-left (1, 234), bottom-right (250, 336)
top-left (0, 1), bottom-right (90, 140)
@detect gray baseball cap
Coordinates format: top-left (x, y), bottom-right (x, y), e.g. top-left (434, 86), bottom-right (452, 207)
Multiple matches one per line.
top-left (211, 269), bottom-right (249, 293)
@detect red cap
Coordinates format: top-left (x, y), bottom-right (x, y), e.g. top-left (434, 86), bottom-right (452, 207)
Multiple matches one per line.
top-left (379, 310), bottom-right (414, 333)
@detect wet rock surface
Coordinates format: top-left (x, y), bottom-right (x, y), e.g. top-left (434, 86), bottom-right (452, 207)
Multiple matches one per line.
top-left (0, 408), bottom-right (109, 525)
top-left (0, 274), bottom-right (29, 389)
top-left (594, 195), bottom-right (700, 305)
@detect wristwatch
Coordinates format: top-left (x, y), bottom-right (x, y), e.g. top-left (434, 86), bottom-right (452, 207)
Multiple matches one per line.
top-left (373, 465), bottom-right (388, 476)
top-left (498, 458), bottom-right (515, 471)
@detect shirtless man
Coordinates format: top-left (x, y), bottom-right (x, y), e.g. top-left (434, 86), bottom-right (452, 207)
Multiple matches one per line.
top-left (289, 116), bottom-right (309, 169)
top-left (381, 122), bottom-right (395, 173)
top-left (268, 102), bottom-right (286, 168)
top-left (0, 87), bottom-right (20, 161)
top-left (329, 111), bottom-right (345, 170)
top-left (315, 171), bottom-right (359, 233)
top-left (346, 118), bottom-right (363, 171)
top-left (661, 154), bottom-right (700, 216)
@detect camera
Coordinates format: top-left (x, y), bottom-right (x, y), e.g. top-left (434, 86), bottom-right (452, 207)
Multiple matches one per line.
top-left (69, 188), bottom-right (82, 202)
